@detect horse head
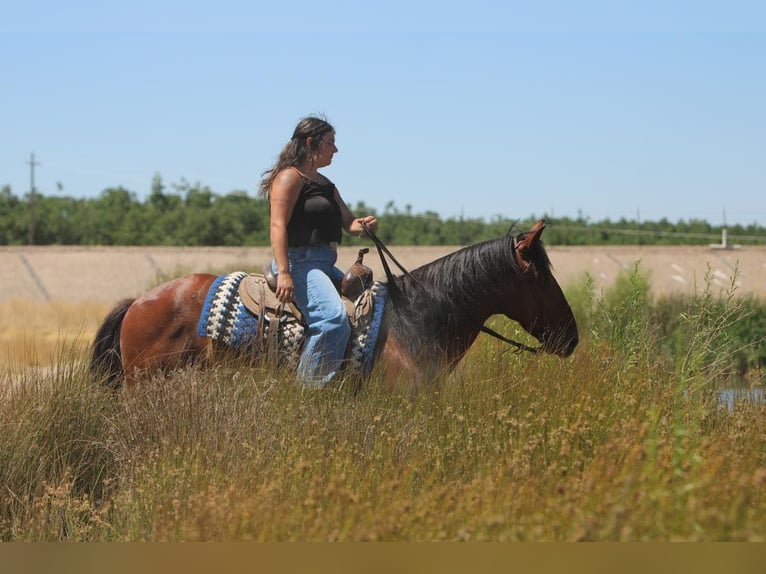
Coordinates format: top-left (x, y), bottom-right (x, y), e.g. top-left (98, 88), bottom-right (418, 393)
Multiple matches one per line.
top-left (506, 220), bottom-right (578, 357)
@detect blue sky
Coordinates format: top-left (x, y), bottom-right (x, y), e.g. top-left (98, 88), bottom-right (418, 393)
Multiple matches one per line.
top-left (2, 1), bottom-right (764, 226)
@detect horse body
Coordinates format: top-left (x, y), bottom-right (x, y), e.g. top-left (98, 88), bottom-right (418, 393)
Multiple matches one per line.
top-left (120, 274), bottom-right (214, 380)
top-left (91, 220), bottom-right (578, 390)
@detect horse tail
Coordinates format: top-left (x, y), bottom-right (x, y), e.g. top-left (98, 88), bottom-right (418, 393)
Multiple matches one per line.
top-left (90, 298), bottom-right (134, 390)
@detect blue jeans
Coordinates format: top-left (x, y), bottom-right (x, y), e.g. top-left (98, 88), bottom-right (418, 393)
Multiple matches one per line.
top-left (271, 245), bottom-right (351, 388)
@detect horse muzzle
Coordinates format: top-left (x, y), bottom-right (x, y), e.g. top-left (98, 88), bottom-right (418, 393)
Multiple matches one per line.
top-left (540, 327), bottom-right (579, 358)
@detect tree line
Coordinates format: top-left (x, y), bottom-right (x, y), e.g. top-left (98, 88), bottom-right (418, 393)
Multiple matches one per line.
top-left (2, 176), bottom-right (765, 247)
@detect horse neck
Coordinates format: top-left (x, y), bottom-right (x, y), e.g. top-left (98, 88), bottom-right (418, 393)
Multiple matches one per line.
top-left (388, 238), bottom-right (517, 355)
top-left (427, 237), bottom-right (517, 319)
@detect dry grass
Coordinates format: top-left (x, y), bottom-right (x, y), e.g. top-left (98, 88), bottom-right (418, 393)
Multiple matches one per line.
top-left (2, 344), bottom-right (764, 541)
top-left (0, 300), bottom-right (111, 369)
top-left (1, 270), bottom-right (765, 541)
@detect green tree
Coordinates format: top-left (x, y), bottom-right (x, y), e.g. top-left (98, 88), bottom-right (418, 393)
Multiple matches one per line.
top-left (89, 187), bottom-right (142, 244)
top-left (0, 186), bottom-right (27, 244)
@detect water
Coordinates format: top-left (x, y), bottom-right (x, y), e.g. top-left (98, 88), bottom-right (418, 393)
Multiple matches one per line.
top-left (716, 387), bottom-right (766, 411)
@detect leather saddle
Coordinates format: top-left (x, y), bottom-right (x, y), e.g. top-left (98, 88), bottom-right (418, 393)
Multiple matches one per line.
top-left (238, 248), bottom-right (374, 323)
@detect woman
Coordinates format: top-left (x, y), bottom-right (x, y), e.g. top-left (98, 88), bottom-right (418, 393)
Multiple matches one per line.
top-left (259, 116), bottom-right (378, 388)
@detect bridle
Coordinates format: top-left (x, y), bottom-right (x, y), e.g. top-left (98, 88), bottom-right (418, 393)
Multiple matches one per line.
top-left (360, 222), bottom-right (542, 355)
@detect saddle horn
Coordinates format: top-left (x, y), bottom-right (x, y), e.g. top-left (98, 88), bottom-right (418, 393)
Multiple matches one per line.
top-left (341, 248), bottom-right (373, 301)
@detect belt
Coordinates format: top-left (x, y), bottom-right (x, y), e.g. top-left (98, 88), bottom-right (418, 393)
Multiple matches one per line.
top-left (290, 242), bottom-right (339, 251)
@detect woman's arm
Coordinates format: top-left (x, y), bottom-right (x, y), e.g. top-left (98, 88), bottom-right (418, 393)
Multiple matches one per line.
top-left (334, 188), bottom-right (378, 237)
top-left (269, 169), bottom-right (302, 302)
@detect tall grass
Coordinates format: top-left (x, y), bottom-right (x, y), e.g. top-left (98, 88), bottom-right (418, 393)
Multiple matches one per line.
top-left (1, 271), bottom-right (764, 541)
top-left (0, 300), bottom-right (110, 369)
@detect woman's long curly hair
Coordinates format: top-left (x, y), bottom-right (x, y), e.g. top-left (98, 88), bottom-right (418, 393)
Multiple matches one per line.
top-left (258, 115), bottom-right (335, 197)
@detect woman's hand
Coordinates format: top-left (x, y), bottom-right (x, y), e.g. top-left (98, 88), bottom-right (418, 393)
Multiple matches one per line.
top-left (352, 215), bottom-right (378, 237)
top-left (275, 271), bottom-right (295, 304)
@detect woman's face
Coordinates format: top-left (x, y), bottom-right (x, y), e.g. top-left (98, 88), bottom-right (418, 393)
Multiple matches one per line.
top-left (315, 131), bottom-right (338, 168)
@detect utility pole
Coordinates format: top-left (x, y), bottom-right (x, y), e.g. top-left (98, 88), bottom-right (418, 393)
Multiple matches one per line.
top-left (27, 153), bottom-right (40, 245)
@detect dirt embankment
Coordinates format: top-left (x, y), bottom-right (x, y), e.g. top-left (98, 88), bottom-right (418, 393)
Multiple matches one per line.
top-left (2, 245), bottom-right (765, 303)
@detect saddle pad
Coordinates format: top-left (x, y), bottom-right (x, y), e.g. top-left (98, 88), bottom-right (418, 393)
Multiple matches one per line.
top-left (197, 272), bottom-right (387, 378)
top-left (197, 271), bottom-right (259, 347)
top-left (349, 282), bottom-right (388, 374)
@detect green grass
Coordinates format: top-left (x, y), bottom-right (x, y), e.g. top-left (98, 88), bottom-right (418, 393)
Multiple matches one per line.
top-left (1, 269), bottom-right (765, 541)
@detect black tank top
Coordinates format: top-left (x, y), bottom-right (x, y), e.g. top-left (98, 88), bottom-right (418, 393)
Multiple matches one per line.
top-left (286, 174), bottom-right (343, 247)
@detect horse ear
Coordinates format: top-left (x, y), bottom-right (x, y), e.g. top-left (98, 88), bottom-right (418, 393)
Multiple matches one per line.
top-left (517, 219), bottom-right (546, 252)
top-left (529, 219), bottom-right (547, 240)
top-left (515, 219), bottom-right (546, 269)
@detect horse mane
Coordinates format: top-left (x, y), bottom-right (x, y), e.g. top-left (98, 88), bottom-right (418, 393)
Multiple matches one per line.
top-left (381, 228), bottom-right (554, 356)
top-left (392, 228), bottom-right (553, 295)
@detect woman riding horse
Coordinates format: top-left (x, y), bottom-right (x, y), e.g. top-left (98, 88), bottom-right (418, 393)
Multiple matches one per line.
top-left (91, 220), bottom-right (578, 391)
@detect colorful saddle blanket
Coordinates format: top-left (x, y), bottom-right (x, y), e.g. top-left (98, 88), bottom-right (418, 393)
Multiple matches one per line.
top-left (197, 272), bottom-right (387, 375)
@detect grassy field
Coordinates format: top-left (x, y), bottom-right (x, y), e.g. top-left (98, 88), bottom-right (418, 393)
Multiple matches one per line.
top-left (1, 264), bottom-right (764, 541)
top-left (0, 299), bottom-right (110, 370)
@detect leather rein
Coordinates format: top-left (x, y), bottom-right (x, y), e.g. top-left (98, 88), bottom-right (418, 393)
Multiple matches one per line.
top-left (360, 222), bottom-right (542, 355)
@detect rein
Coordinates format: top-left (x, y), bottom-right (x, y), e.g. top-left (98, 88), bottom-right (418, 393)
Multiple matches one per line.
top-left (478, 324), bottom-right (542, 355)
top-left (359, 222), bottom-right (542, 355)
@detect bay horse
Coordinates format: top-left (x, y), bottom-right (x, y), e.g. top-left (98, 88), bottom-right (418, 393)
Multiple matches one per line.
top-left (90, 220), bottom-right (578, 391)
